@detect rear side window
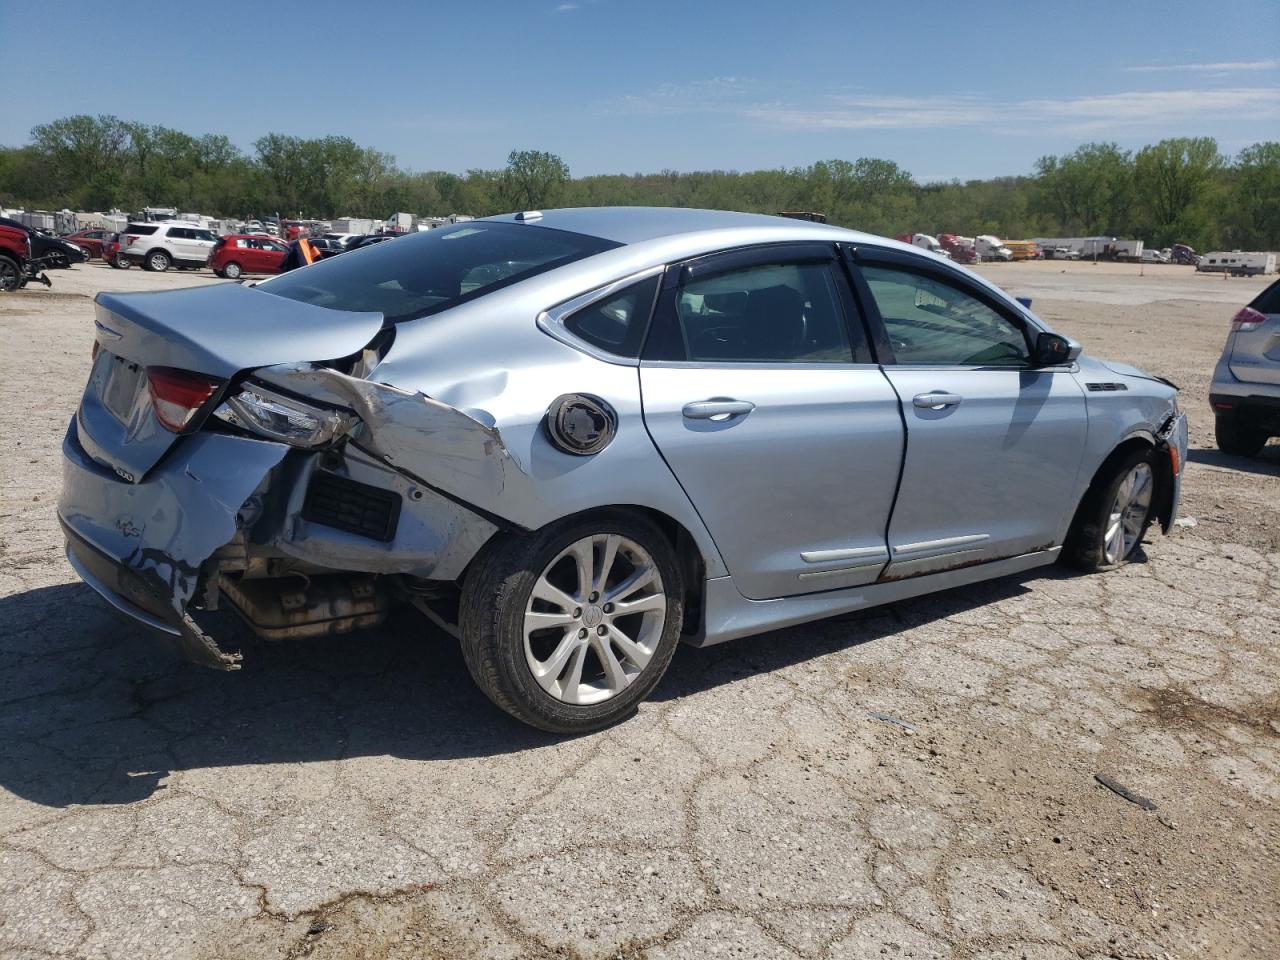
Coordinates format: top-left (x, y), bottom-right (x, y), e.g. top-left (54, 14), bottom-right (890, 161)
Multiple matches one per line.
top-left (1251, 278), bottom-right (1280, 314)
top-left (676, 262), bottom-right (854, 363)
top-left (562, 276), bottom-right (660, 358)
top-left (259, 222), bottom-right (620, 322)
top-left (125, 224), bottom-right (158, 236)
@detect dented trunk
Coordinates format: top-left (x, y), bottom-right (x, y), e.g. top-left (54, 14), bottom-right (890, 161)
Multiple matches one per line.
top-left (79, 284), bottom-right (384, 483)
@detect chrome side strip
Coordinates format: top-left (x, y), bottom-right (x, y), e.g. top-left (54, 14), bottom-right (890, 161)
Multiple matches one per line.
top-left (892, 533), bottom-right (989, 557)
top-left (800, 546), bottom-right (888, 564)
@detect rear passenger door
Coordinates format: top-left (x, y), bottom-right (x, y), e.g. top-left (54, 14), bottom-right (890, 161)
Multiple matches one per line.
top-left (848, 247), bottom-right (1087, 578)
top-left (639, 243), bottom-right (904, 601)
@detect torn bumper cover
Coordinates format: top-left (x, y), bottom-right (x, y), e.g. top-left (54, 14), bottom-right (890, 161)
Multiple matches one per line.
top-left (59, 404), bottom-right (502, 669)
top-left (1157, 411), bottom-right (1189, 533)
top-left (59, 420), bottom-right (289, 669)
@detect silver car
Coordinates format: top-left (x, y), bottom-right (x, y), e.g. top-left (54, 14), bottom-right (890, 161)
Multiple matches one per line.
top-left (59, 208), bottom-right (1188, 732)
top-left (1210, 278), bottom-right (1280, 457)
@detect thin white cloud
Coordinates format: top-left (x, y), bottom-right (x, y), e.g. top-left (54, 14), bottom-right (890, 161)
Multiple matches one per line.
top-left (554, 2), bottom-right (579, 11)
top-left (744, 88), bottom-right (1280, 135)
top-left (1125, 59), bottom-right (1280, 73)
top-left (611, 77), bottom-right (757, 115)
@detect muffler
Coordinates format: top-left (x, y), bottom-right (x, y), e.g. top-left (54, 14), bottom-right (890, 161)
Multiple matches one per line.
top-left (219, 574), bottom-right (389, 641)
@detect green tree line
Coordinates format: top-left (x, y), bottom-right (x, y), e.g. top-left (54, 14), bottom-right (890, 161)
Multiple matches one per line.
top-left (2, 115), bottom-right (1277, 251)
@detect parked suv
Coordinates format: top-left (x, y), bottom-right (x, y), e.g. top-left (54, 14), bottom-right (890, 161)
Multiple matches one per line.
top-left (119, 222), bottom-right (219, 272)
top-left (1210, 277), bottom-right (1280, 456)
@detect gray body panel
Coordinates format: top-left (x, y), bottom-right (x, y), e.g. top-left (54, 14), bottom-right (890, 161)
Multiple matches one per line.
top-left (880, 366), bottom-right (1087, 576)
top-left (59, 207), bottom-right (1186, 668)
top-left (638, 363), bottom-right (903, 598)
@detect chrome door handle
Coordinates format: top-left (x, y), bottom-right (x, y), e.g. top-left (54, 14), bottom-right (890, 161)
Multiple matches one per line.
top-left (681, 399), bottom-right (756, 421)
top-left (913, 392), bottom-right (963, 410)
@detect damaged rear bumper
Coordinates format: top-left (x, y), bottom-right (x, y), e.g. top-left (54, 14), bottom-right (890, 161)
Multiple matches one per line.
top-left (59, 414), bottom-right (502, 670)
top-left (59, 420), bottom-right (290, 669)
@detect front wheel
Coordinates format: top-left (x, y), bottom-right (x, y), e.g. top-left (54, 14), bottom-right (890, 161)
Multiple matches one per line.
top-left (1064, 448), bottom-right (1157, 572)
top-left (459, 514), bottom-right (684, 733)
top-left (1215, 413), bottom-right (1267, 458)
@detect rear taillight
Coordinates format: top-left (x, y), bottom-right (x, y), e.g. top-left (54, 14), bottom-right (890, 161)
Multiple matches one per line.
top-left (146, 367), bottom-right (223, 433)
top-left (125, 235), bottom-right (139, 246)
top-left (1231, 306), bottom-right (1266, 331)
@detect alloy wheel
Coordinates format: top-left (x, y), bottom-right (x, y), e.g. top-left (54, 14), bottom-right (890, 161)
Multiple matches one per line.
top-left (1103, 462), bottom-right (1153, 565)
top-left (523, 534), bottom-right (667, 706)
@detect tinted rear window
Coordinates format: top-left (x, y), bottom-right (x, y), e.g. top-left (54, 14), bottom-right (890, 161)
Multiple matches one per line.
top-left (125, 224), bottom-right (158, 236)
top-left (258, 222), bottom-right (620, 322)
top-left (1251, 278), bottom-right (1280, 315)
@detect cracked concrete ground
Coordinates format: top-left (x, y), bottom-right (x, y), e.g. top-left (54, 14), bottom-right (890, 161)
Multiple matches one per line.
top-left (1, 261), bottom-right (1278, 959)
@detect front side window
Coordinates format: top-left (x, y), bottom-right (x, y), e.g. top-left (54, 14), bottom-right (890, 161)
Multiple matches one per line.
top-left (561, 275), bottom-right (660, 358)
top-left (675, 262), bottom-right (853, 363)
top-left (860, 265), bottom-right (1029, 366)
top-left (259, 221), bottom-right (620, 322)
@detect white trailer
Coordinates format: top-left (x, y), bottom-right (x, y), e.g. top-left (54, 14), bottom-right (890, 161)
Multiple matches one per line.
top-left (1196, 251), bottom-right (1277, 276)
top-left (330, 217), bottom-right (377, 234)
top-left (19, 210), bottom-right (57, 231)
top-left (385, 212), bottom-right (415, 233)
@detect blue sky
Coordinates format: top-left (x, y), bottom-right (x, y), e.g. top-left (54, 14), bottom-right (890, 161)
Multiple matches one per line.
top-left (3, 1), bottom-right (1277, 181)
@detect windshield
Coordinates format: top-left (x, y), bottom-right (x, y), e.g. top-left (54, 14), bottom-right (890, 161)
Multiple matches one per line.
top-left (258, 221), bottom-right (620, 322)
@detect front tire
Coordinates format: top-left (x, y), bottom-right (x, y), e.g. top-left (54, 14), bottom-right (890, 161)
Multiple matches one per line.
top-left (1215, 413), bottom-right (1267, 457)
top-left (459, 513), bottom-right (684, 734)
top-left (1064, 447), bottom-right (1157, 572)
top-left (144, 250), bottom-right (171, 272)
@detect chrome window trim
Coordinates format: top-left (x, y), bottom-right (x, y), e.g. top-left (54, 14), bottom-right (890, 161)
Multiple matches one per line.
top-left (536, 265), bottom-right (666, 366)
top-left (637, 360), bottom-right (886, 371)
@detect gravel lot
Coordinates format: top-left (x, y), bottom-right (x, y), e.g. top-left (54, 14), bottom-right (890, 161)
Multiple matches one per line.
top-left (1, 260), bottom-right (1277, 960)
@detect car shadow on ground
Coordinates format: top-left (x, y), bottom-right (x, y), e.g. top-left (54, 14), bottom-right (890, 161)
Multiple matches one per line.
top-left (1188, 445), bottom-right (1280, 477)
top-left (0, 568), bottom-right (1058, 809)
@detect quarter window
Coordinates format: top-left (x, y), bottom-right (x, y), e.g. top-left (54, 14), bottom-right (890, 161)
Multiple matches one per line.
top-left (676, 262), bottom-right (853, 363)
top-left (860, 265), bottom-right (1030, 366)
top-left (562, 275), bottom-right (660, 358)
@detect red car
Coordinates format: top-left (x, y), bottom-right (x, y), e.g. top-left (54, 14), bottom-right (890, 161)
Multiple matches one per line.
top-left (0, 222), bottom-right (31, 290)
top-left (209, 234), bottom-right (288, 279)
top-left (102, 233), bottom-right (131, 270)
top-left (65, 228), bottom-right (111, 260)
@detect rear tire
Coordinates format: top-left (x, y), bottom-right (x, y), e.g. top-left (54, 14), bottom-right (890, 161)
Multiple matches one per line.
top-left (223, 261), bottom-right (242, 280)
top-left (144, 250), bottom-right (171, 272)
top-left (1064, 447), bottom-right (1157, 573)
top-left (459, 513), bottom-right (684, 734)
top-left (1215, 413), bottom-right (1267, 458)
top-left (110, 253), bottom-right (130, 269)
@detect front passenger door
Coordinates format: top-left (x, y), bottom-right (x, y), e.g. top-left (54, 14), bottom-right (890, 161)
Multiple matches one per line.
top-left (851, 253), bottom-right (1087, 578)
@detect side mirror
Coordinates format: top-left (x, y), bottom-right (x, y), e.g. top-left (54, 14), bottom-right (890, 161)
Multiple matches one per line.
top-left (1033, 332), bottom-right (1081, 366)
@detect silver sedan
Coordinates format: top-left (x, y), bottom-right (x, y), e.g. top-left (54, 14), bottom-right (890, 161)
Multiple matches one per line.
top-left (59, 208), bottom-right (1188, 732)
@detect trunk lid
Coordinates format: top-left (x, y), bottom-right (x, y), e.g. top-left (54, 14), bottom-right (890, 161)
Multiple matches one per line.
top-left (79, 282), bottom-right (384, 482)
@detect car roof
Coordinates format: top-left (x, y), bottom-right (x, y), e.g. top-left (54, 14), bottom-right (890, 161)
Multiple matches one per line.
top-left (479, 206), bottom-right (871, 246)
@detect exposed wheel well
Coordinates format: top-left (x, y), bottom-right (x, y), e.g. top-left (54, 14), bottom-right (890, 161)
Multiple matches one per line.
top-left (1066, 435), bottom-right (1173, 543)
top-left (462, 505), bottom-right (709, 637)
